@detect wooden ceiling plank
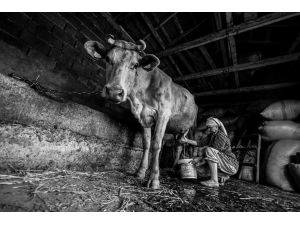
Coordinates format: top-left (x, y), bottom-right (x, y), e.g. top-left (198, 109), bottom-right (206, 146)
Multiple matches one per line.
top-left (226, 12), bottom-right (240, 87)
top-left (194, 82), bottom-right (300, 97)
top-left (175, 52), bottom-right (300, 81)
top-left (156, 12), bottom-right (300, 57)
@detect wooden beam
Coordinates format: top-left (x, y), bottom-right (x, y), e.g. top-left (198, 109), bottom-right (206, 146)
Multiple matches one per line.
top-left (199, 46), bottom-right (216, 68)
top-left (175, 52), bottom-right (300, 81)
top-left (114, 13), bottom-right (136, 23)
top-left (226, 12), bottom-right (240, 87)
top-left (168, 14), bottom-right (214, 91)
top-left (289, 31), bottom-right (300, 53)
top-left (139, 13), bottom-right (191, 90)
top-left (159, 20), bottom-right (195, 73)
top-left (194, 82), bottom-right (300, 97)
top-left (163, 14), bottom-right (195, 73)
top-left (140, 13), bottom-right (166, 49)
top-left (133, 15), bottom-right (179, 78)
top-left (100, 12), bottom-right (135, 42)
top-left (173, 15), bottom-right (184, 34)
top-left (156, 12), bottom-right (300, 57)
top-left (244, 12), bottom-right (258, 22)
top-left (196, 98), bottom-right (287, 107)
top-left (142, 13), bottom-right (177, 40)
top-left (168, 19), bottom-right (207, 46)
top-left (214, 12), bottom-right (229, 67)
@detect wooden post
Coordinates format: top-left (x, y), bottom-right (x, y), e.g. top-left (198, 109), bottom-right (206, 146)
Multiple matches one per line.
top-left (214, 12), bottom-right (229, 67)
top-left (256, 134), bottom-right (261, 184)
top-left (226, 12), bottom-right (240, 88)
top-left (156, 12), bottom-right (300, 57)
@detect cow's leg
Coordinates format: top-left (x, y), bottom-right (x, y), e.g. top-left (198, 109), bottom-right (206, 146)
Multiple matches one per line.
top-left (147, 113), bottom-right (170, 189)
top-left (136, 127), bottom-right (151, 179)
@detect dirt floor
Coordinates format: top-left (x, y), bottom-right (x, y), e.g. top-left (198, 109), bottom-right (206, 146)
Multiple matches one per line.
top-left (0, 169), bottom-right (300, 212)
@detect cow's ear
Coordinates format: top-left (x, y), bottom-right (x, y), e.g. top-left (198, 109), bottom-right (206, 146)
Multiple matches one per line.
top-left (84, 41), bottom-right (106, 60)
top-left (140, 54), bottom-right (160, 71)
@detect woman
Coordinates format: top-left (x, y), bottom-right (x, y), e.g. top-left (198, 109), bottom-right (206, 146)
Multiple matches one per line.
top-left (193, 117), bottom-right (239, 187)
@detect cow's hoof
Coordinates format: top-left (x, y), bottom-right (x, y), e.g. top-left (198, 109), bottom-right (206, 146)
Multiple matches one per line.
top-left (136, 170), bottom-right (146, 180)
top-left (147, 179), bottom-right (160, 189)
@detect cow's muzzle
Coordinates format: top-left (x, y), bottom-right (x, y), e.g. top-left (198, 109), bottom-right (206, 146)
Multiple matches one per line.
top-left (103, 84), bottom-right (125, 103)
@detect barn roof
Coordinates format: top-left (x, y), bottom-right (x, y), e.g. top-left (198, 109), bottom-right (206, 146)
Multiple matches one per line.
top-left (104, 12), bottom-right (300, 107)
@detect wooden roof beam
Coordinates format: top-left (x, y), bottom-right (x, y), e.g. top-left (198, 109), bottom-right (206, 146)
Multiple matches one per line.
top-left (168, 18), bottom-right (208, 46)
top-left (114, 13), bottom-right (136, 23)
top-left (194, 82), bottom-right (300, 97)
top-left (289, 31), bottom-right (300, 53)
top-left (173, 15), bottom-right (184, 34)
top-left (156, 12), bottom-right (300, 57)
top-left (139, 13), bottom-right (191, 90)
top-left (133, 15), bottom-right (180, 79)
top-left (214, 12), bottom-right (229, 67)
top-left (168, 14), bottom-right (215, 91)
top-left (100, 12), bottom-right (135, 42)
top-left (175, 52), bottom-right (300, 81)
top-left (226, 12), bottom-right (240, 87)
top-left (142, 13), bottom-right (177, 41)
top-left (244, 13), bottom-right (258, 22)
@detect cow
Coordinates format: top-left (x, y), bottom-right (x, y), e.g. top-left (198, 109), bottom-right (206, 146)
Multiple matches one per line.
top-left (84, 35), bottom-right (198, 189)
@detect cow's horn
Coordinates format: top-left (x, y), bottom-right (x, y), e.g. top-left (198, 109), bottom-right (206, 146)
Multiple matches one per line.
top-left (107, 34), bottom-right (115, 45)
top-left (136, 40), bottom-right (146, 51)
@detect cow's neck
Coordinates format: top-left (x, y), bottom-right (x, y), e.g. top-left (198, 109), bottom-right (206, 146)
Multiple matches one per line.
top-left (127, 69), bottom-right (157, 128)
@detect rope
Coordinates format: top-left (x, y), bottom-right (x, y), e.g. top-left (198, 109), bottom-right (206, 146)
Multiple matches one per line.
top-left (7, 73), bottom-right (102, 96)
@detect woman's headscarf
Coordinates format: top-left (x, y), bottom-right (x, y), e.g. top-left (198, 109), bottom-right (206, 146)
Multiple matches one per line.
top-left (206, 117), bottom-right (228, 136)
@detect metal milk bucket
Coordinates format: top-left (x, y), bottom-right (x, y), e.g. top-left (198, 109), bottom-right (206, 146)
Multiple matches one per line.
top-left (178, 158), bottom-right (197, 179)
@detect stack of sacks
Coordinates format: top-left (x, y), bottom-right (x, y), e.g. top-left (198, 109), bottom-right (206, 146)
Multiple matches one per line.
top-left (260, 100), bottom-right (300, 192)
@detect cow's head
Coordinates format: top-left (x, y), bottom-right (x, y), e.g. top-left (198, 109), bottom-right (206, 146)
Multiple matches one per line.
top-left (84, 35), bottom-right (160, 103)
